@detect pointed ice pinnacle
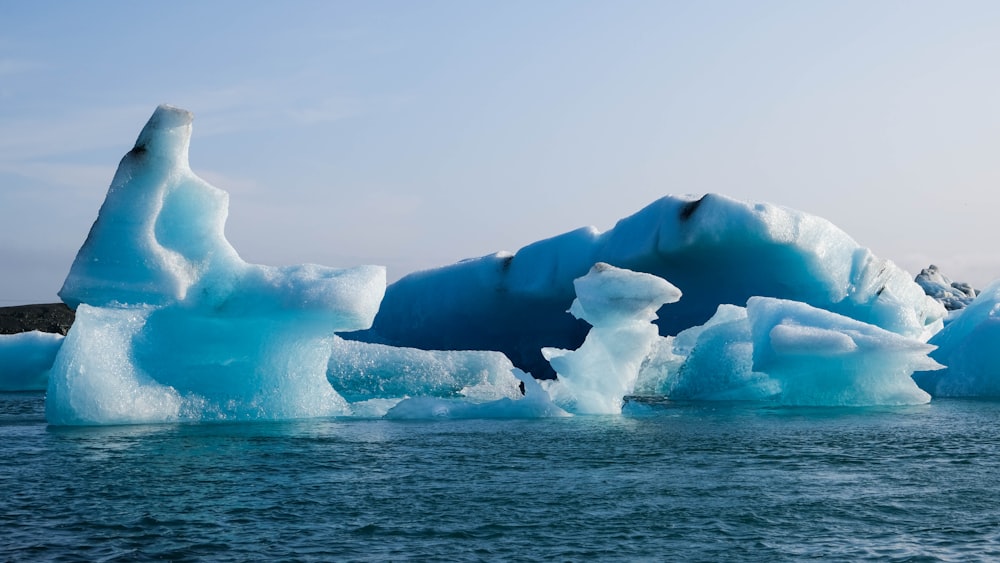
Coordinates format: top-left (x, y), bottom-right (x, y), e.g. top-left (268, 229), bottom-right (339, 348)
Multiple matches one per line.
top-left (48, 105), bottom-right (387, 424)
top-left (59, 104), bottom-right (236, 309)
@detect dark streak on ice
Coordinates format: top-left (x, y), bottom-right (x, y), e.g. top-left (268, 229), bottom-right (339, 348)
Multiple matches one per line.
top-left (679, 196), bottom-right (705, 221)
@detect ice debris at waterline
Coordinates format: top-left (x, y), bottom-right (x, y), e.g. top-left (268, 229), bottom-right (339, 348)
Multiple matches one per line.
top-left (348, 192), bottom-right (946, 380)
top-left (0, 331), bottom-right (63, 392)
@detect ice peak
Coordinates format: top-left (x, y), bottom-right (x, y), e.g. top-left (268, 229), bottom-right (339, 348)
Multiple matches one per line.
top-left (130, 104), bottom-right (194, 167)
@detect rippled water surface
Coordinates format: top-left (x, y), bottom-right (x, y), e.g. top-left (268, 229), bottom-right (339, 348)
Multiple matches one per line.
top-left (4, 393), bottom-right (1000, 561)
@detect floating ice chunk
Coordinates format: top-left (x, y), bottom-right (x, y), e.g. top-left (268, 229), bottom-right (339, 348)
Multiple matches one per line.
top-left (352, 193), bottom-right (945, 379)
top-left (915, 280), bottom-right (1000, 397)
top-left (47, 106), bottom-right (385, 425)
top-left (385, 369), bottom-right (569, 419)
top-left (59, 106), bottom-right (240, 309)
top-left (0, 331), bottom-right (64, 392)
top-left (636, 298), bottom-right (940, 406)
top-left (542, 263), bottom-right (681, 414)
top-left (747, 297), bottom-right (940, 406)
top-left (327, 337), bottom-right (523, 403)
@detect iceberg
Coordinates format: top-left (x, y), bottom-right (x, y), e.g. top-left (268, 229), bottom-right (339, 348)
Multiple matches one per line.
top-left (29, 103), bottom-right (981, 423)
top-left (0, 331), bottom-right (63, 392)
top-left (47, 106), bottom-right (386, 425)
top-left (915, 280), bottom-right (1000, 397)
top-left (635, 297), bottom-right (940, 406)
top-left (541, 263), bottom-right (681, 414)
top-left (746, 297), bottom-right (940, 406)
top-left (349, 193), bottom-right (945, 379)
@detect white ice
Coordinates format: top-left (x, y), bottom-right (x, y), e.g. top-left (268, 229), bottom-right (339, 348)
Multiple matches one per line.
top-left (0, 331), bottom-right (63, 392)
top-left (541, 263), bottom-right (681, 414)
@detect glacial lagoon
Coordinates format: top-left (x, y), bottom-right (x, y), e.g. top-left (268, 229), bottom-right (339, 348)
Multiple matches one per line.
top-left (4, 392), bottom-right (1000, 561)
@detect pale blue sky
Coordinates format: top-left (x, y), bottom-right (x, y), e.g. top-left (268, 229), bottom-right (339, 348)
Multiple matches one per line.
top-left (2, 1), bottom-right (999, 305)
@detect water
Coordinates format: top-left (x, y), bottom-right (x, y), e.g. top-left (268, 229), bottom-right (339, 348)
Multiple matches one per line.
top-left (4, 393), bottom-right (1000, 561)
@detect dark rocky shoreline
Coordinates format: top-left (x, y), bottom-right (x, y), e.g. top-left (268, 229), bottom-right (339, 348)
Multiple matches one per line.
top-left (0, 303), bottom-right (76, 335)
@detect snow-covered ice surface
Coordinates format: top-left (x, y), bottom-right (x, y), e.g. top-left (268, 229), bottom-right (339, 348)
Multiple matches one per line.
top-left (351, 193), bottom-right (946, 379)
top-left (0, 331), bottom-right (63, 391)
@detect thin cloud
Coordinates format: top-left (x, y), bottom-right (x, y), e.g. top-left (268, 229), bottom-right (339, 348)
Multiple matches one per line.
top-left (0, 161), bottom-right (115, 192)
top-left (0, 104), bottom-right (152, 161)
top-left (285, 97), bottom-right (362, 125)
top-left (0, 57), bottom-right (42, 77)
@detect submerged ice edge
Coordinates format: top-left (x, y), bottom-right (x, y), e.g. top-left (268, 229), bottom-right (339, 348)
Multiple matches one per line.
top-left (4, 104), bottom-right (995, 425)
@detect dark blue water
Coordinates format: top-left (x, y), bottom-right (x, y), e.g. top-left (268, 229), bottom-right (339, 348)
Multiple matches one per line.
top-left (3, 392), bottom-right (1000, 561)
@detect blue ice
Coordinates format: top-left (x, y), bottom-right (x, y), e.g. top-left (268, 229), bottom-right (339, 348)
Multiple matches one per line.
top-left (29, 105), bottom-right (1000, 425)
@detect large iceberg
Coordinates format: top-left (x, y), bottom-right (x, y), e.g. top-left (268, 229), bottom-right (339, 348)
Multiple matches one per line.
top-left (47, 106), bottom-right (387, 425)
top-left (348, 193), bottom-right (945, 378)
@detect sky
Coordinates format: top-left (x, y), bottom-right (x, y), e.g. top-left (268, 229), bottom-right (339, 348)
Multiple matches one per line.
top-left (1, 1), bottom-right (999, 305)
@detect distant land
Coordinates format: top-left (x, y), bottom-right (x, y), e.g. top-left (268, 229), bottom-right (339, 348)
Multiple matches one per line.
top-left (0, 303), bottom-right (75, 335)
